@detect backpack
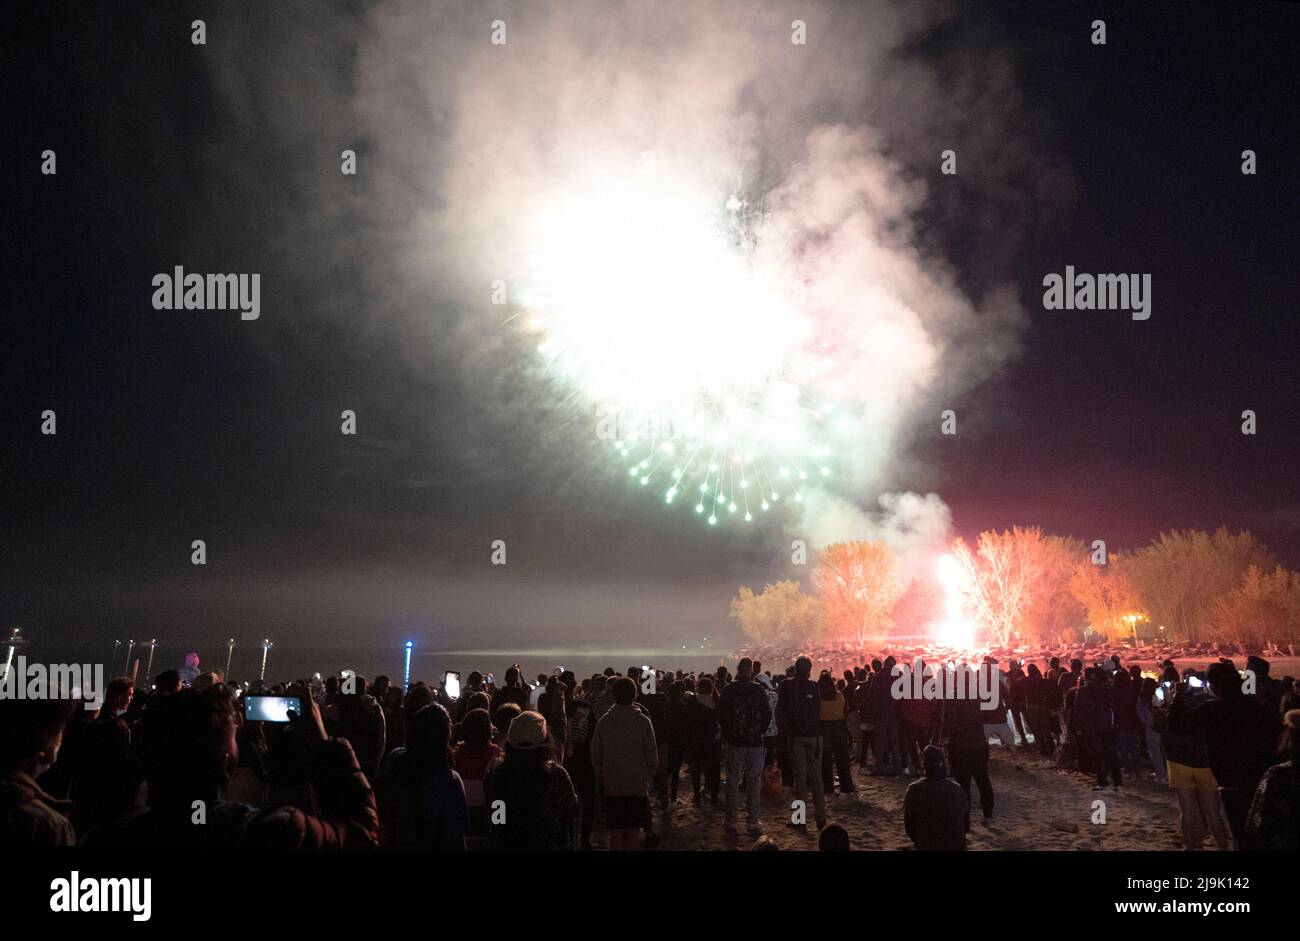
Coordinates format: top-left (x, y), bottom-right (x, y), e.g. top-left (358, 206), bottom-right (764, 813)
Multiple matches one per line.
top-left (729, 683), bottom-right (771, 743)
top-left (785, 678), bottom-right (821, 736)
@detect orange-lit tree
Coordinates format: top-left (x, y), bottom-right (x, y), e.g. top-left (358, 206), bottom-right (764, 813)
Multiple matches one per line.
top-left (1125, 529), bottom-right (1274, 643)
top-left (1210, 564), bottom-right (1300, 649)
top-left (1068, 554), bottom-right (1142, 644)
top-left (1024, 535), bottom-right (1087, 644)
top-left (812, 541), bottom-right (904, 647)
top-left (950, 527), bottom-right (1045, 648)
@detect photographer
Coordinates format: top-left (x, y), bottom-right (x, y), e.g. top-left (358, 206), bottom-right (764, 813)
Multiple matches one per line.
top-left (84, 684), bottom-right (378, 850)
top-left (1168, 661), bottom-right (1281, 850)
top-left (1153, 672), bottom-right (1228, 849)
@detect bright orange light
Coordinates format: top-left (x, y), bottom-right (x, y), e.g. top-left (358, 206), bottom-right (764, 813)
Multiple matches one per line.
top-left (935, 554), bottom-right (975, 649)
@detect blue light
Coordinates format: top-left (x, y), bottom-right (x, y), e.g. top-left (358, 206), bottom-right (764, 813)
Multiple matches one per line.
top-left (402, 641), bottom-right (414, 692)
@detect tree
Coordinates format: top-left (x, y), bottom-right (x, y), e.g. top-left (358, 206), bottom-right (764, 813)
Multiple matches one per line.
top-left (1126, 529), bottom-right (1274, 643)
top-left (892, 575), bottom-right (944, 638)
top-left (1068, 554), bottom-right (1143, 644)
top-left (1210, 565), bottom-right (1300, 649)
top-left (1024, 535), bottom-right (1087, 644)
top-left (729, 580), bottom-right (826, 647)
top-left (950, 527), bottom-right (1046, 648)
top-left (812, 541), bottom-right (904, 647)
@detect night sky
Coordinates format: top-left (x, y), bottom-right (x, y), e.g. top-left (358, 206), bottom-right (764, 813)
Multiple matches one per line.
top-left (6, 1), bottom-right (1299, 655)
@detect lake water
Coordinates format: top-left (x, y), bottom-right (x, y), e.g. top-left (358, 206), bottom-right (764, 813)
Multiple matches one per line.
top-left (18, 641), bottom-right (736, 688)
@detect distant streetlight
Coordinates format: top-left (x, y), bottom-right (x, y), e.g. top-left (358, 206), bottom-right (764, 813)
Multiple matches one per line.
top-left (1123, 613), bottom-right (1148, 648)
top-left (259, 639), bottom-right (273, 682)
top-left (3, 628), bottom-right (24, 678)
top-left (143, 639), bottom-right (158, 684)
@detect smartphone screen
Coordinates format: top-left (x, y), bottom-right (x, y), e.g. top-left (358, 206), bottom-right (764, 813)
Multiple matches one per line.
top-left (444, 671), bottom-right (461, 701)
top-left (243, 694), bottom-right (301, 723)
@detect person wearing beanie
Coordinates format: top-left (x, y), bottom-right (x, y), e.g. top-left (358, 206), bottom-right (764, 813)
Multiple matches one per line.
top-left (902, 744), bottom-right (969, 851)
top-left (483, 710), bottom-right (580, 850)
top-left (1245, 709), bottom-right (1300, 850)
top-left (452, 708), bottom-right (501, 841)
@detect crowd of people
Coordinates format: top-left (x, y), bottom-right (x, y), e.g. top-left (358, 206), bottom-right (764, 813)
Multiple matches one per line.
top-left (2, 648), bottom-right (1297, 851)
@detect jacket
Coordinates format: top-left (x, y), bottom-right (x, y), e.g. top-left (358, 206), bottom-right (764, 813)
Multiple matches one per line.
top-left (1168, 693), bottom-right (1282, 792)
top-left (777, 676), bottom-right (822, 738)
top-left (590, 704), bottom-right (658, 797)
top-left (903, 775), bottom-right (969, 851)
top-left (0, 770), bottom-right (76, 846)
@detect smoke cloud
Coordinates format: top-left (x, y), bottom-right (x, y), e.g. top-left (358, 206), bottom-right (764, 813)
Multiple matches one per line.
top-left (199, 0), bottom-right (1063, 567)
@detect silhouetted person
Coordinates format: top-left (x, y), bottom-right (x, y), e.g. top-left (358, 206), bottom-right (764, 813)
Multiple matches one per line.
top-left (903, 744), bottom-right (969, 851)
top-left (178, 652), bottom-right (201, 687)
top-left (1246, 709), bottom-right (1300, 850)
top-left (1169, 661), bottom-right (1282, 849)
top-left (84, 685), bottom-right (377, 850)
top-left (0, 699), bottom-right (76, 845)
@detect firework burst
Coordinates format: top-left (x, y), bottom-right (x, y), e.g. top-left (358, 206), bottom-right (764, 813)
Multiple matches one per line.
top-left (514, 161), bottom-right (854, 525)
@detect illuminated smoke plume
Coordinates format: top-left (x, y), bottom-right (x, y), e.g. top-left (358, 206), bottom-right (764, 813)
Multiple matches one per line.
top-left (209, 0), bottom-right (1062, 546)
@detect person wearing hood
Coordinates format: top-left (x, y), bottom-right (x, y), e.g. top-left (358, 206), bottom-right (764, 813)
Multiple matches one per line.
top-left (0, 699), bottom-right (76, 845)
top-left (903, 744), bottom-right (969, 851)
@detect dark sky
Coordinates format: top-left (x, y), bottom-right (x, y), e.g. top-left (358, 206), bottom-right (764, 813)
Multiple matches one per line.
top-left (6, 1), bottom-right (1299, 653)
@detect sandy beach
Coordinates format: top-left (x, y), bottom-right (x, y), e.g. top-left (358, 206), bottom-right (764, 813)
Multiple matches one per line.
top-left (643, 744), bottom-right (1189, 851)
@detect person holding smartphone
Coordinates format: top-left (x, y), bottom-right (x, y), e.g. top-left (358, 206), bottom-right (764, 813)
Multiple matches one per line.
top-left (1168, 661), bottom-right (1283, 849)
top-left (1136, 678), bottom-right (1168, 785)
top-left (84, 683), bottom-right (379, 850)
